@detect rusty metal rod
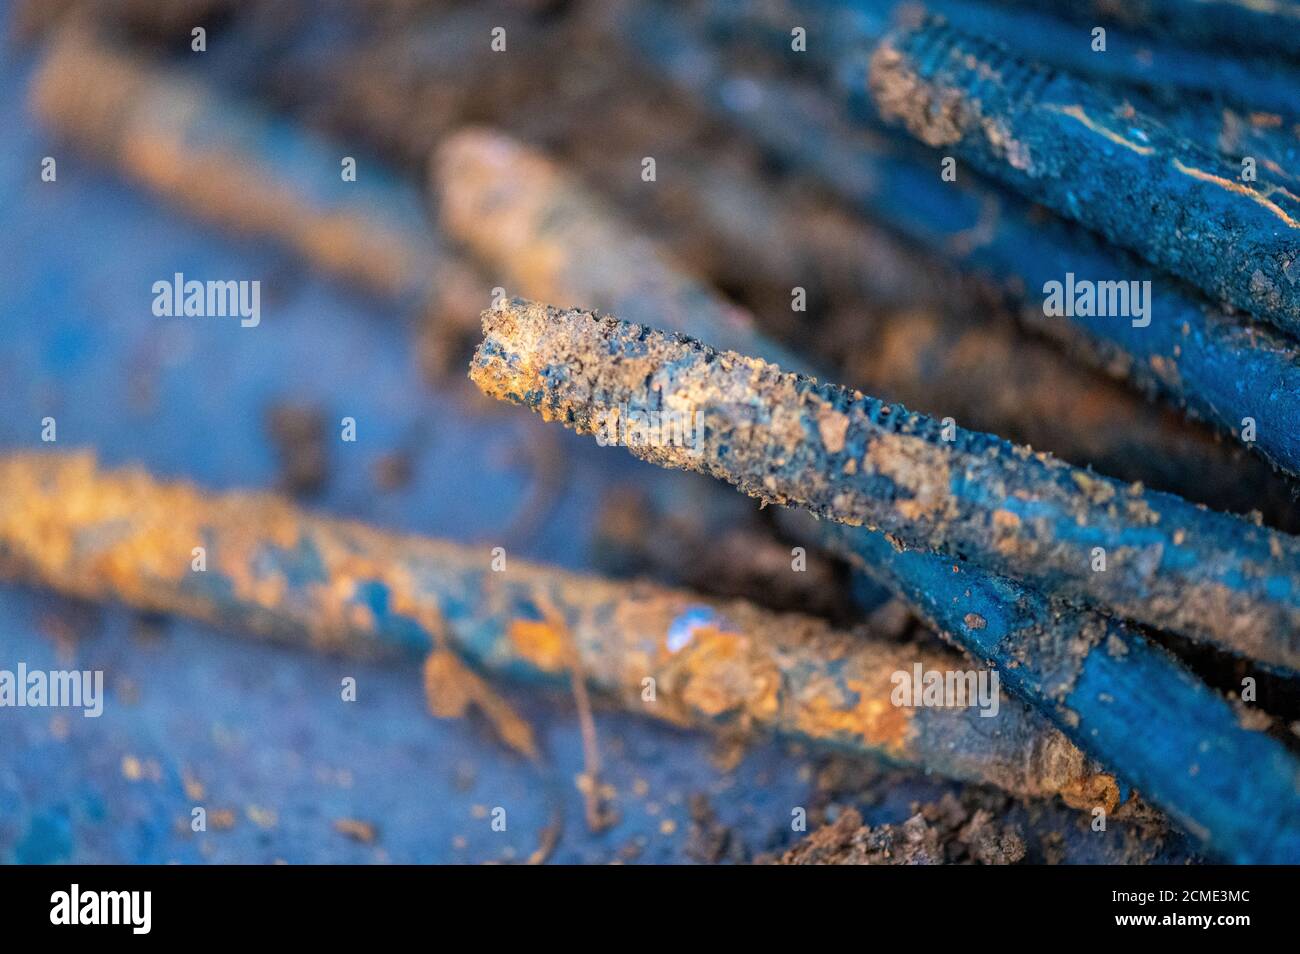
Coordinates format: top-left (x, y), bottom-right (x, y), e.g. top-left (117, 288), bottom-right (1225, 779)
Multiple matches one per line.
top-left (624, 4), bottom-right (1300, 481)
top-left (0, 450), bottom-right (1110, 805)
top-left (28, 26), bottom-right (484, 330)
top-left (472, 301), bottom-right (1300, 674)
top-left (433, 125), bottom-right (1298, 525)
top-left (471, 298), bottom-right (1300, 863)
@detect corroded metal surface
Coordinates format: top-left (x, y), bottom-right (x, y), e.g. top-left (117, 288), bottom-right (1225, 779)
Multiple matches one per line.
top-left (625, 4), bottom-right (1300, 482)
top-left (867, 16), bottom-right (1300, 333)
top-left (472, 301), bottom-right (1300, 673)
top-left (0, 451), bottom-right (1111, 803)
top-left (435, 123), bottom-right (1300, 527)
top-left (472, 299), bottom-right (1300, 863)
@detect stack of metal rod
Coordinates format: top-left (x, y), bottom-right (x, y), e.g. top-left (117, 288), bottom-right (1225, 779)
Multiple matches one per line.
top-left (6, 0), bottom-right (1300, 864)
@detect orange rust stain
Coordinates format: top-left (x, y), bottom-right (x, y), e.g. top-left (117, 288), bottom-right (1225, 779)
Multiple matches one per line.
top-left (1059, 772), bottom-right (1121, 814)
top-left (1070, 470), bottom-right (1117, 504)
top-left (506, 618), bottom-right (570, 673)
top-left (1045, 104), bottom-right (1155, 156)
top-left (0, 453), bottom-right (212, 598)
top-left (671, 627), bottom-right (780, 724)
top-left (992, 509), bottom-right (1021, 530)
top-left (865, 431), bottom-right (955, 523)
top-left (333, 818), bottom-right (378, 843)
top-left (423, 647), bottom-right (539, 760)
top-left (423, 649), bottom-right (477, 718)
top-left (816, 406), bottom-right (851, 455)
top-left (0, 452), bottom-right (444, 656)
top-left (792, 673), bottom-right (913, 756)
top-left (1171, 158), bottom-right (1300, 229)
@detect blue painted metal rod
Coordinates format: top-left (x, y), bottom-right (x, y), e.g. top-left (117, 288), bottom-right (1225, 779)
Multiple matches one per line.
top-left (820, 520), bottom-right (1300, 866)
top-left (897, 0), bottom-right (1300, 117)
top-left (983, 0), bottom-right (1300, 66)
top-left (699, 0), bottom-right (1300, 202)
top-left (703, 0), bottom-right (1300, 127)
top-left (862, 14), bottom-right (1300, 334)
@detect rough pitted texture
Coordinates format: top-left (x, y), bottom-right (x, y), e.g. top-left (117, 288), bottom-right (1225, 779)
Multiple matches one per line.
top-left (436, 119), bottom-right (1296, 524)
top-left (775, 798), bottom-right (1026, 866)
top-left (867, 16), bottom-right (1300, 335)
top-left (472, 299), bottom-right (1300, 864)
top-left (471, 299), bottom-right (1300, 673)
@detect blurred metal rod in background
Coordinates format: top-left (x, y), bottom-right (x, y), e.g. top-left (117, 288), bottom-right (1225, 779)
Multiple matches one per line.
top-left (0, 451), bottom-right (1113, 806)
top-left (701, 1), bottom-right (1300, 210)
top-left (27, 26), bottom-right (486, 366)
top-left (436, 127), bottom-right (809, 370)
top-left (703, 0), bottom-right (1300, 120)
top-left (981, 0), bottom-right (1300, 61)
top-left (892, 0), bottom-right (1300, 112)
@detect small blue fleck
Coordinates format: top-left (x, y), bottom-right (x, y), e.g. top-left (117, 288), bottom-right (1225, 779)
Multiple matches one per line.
top-left (667, 605), bottom-right (726, 653)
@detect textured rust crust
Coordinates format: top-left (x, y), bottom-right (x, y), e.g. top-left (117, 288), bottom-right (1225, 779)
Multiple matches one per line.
top-left (470, 299), bottom-right (1300, 672)
top-left (0, 451), bottom-right (1108, 802)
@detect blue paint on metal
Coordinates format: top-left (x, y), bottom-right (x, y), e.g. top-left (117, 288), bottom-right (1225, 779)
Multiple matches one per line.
top-left (825, 523), bottom-right (1300, 864)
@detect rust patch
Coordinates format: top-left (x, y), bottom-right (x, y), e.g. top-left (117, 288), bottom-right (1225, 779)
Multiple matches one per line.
top-left (864, 431), bottom-right (955, 522)
top-left (816, 405), bottom-right (851, 454)
top-left (423, 648), bottom-right (539, 760)
top-left (1071, 470), bottom-right (1117, 504)
top-left (672, 627), bottom-right (780, 725)
top-left (506, 618), bottom-right (570, 673)
top-left (793, 670), bottom-right (914, 757)
top-left (333, 818), bottom-right (378, 843)
top-left (1060, 772), bottom-right (1121, 814)
top-left (868, 40), bottom-right (968, 147)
